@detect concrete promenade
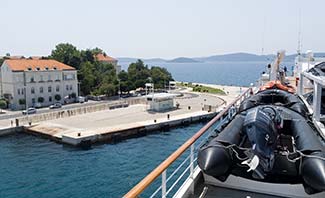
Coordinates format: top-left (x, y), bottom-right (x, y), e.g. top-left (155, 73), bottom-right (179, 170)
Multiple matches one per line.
top-left (27, 93), bottom-right (224, 145)
top-left (0, 84), bottom-right (243, 146)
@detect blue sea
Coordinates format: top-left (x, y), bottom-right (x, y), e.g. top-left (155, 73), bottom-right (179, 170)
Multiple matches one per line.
top-left (0, 61), bottom-right (295, 198)
top-left (120, 61), bottom-right (295, 86)
top-left (0, 124), bottom-right (209, 198)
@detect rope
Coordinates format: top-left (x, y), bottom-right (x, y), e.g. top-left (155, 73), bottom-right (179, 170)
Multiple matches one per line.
top-left (204, 143), bottom-right (325, 162)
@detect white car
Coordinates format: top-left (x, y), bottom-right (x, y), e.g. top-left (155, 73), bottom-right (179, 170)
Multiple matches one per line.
top-left (22, 108), bottom-right (37, 115)
top-left (49, 103), bottom-right (62, 109)
top-left (78, 96), bottom-right (85, 103)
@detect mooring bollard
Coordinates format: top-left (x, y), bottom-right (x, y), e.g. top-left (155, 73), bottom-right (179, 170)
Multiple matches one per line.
top-left (78, 132), bottom-right (81, 137)
top-left (188, 106), bottom-right (191, 110)
top-left (154, 119), bottom-right (157, 123)
top-left (167, 114), bottom-right (170, 120)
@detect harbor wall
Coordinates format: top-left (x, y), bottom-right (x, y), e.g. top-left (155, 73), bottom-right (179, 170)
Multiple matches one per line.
top-left (60, 112), bottom-right (217, 147)
top-left (0, 126), bottom-right (24, 137)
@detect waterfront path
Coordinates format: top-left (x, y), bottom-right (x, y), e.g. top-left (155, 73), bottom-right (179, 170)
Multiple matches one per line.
top-left (27, 93), bottom-right (223, 140)
top-left (0, 83), bottom-right (244, 145)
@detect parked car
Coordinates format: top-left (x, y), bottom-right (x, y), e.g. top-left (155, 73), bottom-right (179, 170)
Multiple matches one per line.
top-left (22, 107), bottom-right (37, 115)
top-left (49, 103), bottom-right (62, 109)
top-left (77, 96), bottom-right (85, 103)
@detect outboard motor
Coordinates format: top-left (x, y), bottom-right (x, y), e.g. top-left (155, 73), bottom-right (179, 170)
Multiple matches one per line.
top-left (243, 106), bottom-right (281, 179)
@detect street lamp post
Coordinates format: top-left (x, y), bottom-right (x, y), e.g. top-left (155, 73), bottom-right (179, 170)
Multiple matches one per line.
top-left (118, 78), bottom-right (121, 100)
top-left (78, 81), bottom-right (81, 97)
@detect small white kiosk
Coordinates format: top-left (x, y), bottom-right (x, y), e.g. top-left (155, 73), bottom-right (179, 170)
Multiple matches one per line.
top-left (169, 81), bottom-right (176, 90)
top-left (146, 93), bottom-right (177, 112)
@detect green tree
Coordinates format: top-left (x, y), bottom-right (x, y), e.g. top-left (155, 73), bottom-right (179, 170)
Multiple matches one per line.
top-left (127, 60), bottom-right (150, 89)
top-left (150, 66), bottom-right (173, 89)
top-left (96, 83), bottom-right (116, 96)
top-left (118, 70), bottom-right (132, 92)
top-left (80, 49), bottom-right (95, 63)
top-left (78, 62), bottom-right (96, 95)
top-left (0, 99), bottom-right (7, 112)
top-left (50, 43), bottom-right (81, 69)
top-left (91, 47), bottom-right (104, 55)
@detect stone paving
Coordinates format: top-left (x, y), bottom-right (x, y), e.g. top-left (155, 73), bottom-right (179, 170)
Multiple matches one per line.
top-left (0, 84), bottom-right (243, 142)
top-left (27, 93), bottom-right (224, 139)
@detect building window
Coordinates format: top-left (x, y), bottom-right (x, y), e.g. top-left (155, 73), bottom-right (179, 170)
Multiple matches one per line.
top-left (64, 74), bottom-right (74, 80)
top-left (40, 75), bottom-right (43, 81)
top-left (56, 85), bottom-right (60, 92)
top-left (48, 86), bottom-right (52, 92)
top-left (40, 87), bottom-right (43, 93)
top-left (30, 77), bottom-right (35, 82)
top-left (32, 98), bottom-right (35, 104)
top-left (49, 96), bottom-right (52, 102)
top-left (66, 85), bottom-right (69, 91)
top-left (56, 75), bottom-right (60, 81)
top-left (18, 89), bottom-right (21, 95)
top-left (22, 88), bottom-right (24, 95)
top-left (48, 75), bottom-right (51, 81)
top-left (31, 87), bottom-right (35, 94)
top-left (70, 85), bottom-right (73, 90)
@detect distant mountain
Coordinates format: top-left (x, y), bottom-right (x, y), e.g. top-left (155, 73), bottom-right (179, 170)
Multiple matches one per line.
top-left (167, 57), bottom-right (200, 63)
top-left (194, 53), bottom-right (274, 62)
top-left (117, 57), bottom-right (138, 62)
top-left (117, 57), bottom-right (166, 63)
top-left (145, 58), bottom-right (166, 62)
top-left (118, 52), bottom-right (325, 64)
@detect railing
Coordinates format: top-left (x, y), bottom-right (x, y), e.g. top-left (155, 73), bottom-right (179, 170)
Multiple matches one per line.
top-left (123, 88), bottom-right (253, 198)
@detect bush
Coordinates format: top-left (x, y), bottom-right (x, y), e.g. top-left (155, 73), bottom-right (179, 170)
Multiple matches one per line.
top-left (0, 99), bottom-right (7, 111)
top-left (55, 94), bottom-right (61, 101)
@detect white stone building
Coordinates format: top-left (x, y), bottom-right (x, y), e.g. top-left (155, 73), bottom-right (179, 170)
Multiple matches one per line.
top-left (0, 59), bottom-right (78, 110)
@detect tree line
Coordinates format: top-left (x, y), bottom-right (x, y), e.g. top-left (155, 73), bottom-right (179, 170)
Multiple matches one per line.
top-left (49, 43), bottom-right (174, 96)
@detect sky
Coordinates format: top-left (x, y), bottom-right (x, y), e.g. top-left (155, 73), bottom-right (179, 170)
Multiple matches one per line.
top-left (1, 0), bottom-right (324, 59)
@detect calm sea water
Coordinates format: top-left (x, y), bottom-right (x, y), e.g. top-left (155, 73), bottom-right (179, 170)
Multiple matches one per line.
top-left (120, 61), bottom-right (295, 86)
top-left (0, 123), bottom-right (210, 198)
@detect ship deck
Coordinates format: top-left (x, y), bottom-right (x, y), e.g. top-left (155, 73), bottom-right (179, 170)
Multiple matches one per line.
top-left (193, 184), bottom-right (282, 198)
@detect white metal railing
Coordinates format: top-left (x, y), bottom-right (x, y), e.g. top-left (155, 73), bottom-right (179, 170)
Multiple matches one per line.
top-left (123, 88), bottom-right (253, 198)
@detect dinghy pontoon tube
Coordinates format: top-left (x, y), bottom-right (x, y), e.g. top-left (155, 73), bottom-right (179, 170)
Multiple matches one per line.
top-left (198, 89), bottom-right (325, 194)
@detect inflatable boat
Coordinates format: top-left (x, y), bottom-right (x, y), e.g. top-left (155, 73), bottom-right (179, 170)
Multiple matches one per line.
top-left (198, 88), bottom-right (325, 195)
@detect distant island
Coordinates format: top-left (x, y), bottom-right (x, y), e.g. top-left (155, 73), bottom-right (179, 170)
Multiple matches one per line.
top-left (167, 57), bottom-right (200, 63)
top-left (117, 52), bottom-right (325, 63)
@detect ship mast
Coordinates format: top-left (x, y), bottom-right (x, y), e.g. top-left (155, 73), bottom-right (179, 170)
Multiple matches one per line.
top-left (269, 50), bottom-right (286, 81)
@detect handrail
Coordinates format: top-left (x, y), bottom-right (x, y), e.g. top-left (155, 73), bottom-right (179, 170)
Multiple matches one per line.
top-left (123, 88), bottom-right (252, 198)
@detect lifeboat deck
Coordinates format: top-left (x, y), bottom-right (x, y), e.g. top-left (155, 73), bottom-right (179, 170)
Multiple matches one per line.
top-left (193, 184), bottom-right (281, 198)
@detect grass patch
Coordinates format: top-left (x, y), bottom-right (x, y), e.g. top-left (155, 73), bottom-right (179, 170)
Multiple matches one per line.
top-left (178, 82), bottom-right (226, 95)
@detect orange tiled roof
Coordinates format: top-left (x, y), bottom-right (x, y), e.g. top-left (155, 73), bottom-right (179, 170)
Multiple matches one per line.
top-left (95, 53), bottom-right (117, 62)
top-left (4, 59), bottom-right (75, 71)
